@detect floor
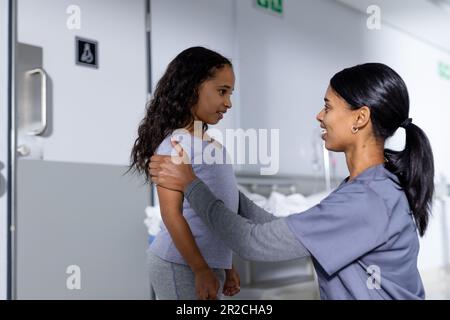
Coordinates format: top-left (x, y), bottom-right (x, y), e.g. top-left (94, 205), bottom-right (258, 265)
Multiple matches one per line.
top-left (227, 267), bottom-right (450, 300)
top-left (421, 267), bottom-right (450, 300)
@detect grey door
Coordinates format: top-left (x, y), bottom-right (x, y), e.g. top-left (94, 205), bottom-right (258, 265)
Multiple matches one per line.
top-left (10, 0), bottom-right (151, 299)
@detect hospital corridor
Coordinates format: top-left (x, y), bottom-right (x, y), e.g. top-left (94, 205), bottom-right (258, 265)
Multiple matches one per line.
top-left (1, 0), bottom-right (450, 301)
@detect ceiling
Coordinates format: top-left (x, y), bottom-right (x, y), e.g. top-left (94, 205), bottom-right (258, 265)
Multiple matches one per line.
top-left (336, 0), bottom-right (450, 54)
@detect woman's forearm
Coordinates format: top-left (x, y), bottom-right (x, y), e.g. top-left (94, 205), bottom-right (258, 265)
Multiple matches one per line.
top-left (237, 192), bottom-right (277, 223)
top-left (185, 179), bottom-right (310, 262)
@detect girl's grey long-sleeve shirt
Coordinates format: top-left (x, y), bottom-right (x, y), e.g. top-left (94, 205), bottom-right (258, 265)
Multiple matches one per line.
top-left (184, 178), bottom-right (310, 262)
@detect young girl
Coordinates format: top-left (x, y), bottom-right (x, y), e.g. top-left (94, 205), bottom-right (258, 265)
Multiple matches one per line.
top-left (129, 47), bottom-right (240, 300)
top-left (150, 63), bottom-right (435, 300)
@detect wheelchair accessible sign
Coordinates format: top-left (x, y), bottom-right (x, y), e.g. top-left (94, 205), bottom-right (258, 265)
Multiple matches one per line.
top-left (76, 36), bottom-right (98, 68)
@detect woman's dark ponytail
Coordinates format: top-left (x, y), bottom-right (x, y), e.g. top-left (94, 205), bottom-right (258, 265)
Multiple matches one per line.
top-left (385, 122), bottom-right (434, 236)
top-left (331, 63), bottom-right (434, 236)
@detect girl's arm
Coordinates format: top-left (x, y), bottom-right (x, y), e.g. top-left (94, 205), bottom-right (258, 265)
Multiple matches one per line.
top-left (157, 186), bottom-right (219, 299)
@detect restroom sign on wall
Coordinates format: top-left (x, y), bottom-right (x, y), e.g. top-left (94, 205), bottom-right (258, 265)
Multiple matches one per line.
top-left (76, 37), bottom-right (98, 68)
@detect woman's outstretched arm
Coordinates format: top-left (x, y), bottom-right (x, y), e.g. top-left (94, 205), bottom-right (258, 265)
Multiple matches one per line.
top-left (186, 179), bottom-right (310, 262)
top-left (237, 192), bottom-right (277, 223)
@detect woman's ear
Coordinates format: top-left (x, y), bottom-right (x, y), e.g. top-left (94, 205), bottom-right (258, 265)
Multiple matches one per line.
top-left (355, 106), bottom-right (371, 128)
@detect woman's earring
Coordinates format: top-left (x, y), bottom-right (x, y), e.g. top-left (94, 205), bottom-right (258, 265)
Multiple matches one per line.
top-left (351, 126), bottom-right (359, 134)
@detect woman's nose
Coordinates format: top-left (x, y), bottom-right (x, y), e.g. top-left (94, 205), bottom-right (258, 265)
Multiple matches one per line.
top-left (316, 109), bottom-right (324, 122)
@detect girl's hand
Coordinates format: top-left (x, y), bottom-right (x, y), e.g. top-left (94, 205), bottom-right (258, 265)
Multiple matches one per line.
top-left (194, 267), bottom-right (220, 300)
top-left (223, 266), bottom-right (241, 297)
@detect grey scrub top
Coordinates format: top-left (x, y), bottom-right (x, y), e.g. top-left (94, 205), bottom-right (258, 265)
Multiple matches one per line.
top-left (285, 164), bottom-right (425, 299)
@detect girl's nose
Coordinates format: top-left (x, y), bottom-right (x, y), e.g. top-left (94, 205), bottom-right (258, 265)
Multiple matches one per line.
top-left (225, 97), bottom-right (232, 109)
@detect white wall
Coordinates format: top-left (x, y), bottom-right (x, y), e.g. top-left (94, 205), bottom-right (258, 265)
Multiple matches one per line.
top-left (338, 0), bottom-right (450, 53)
top-left (236, 0), bottom-right (364, 178)
top-left (235, 0), bottom-right (450, 274)
top-left (236, 0), bottom-right (450, 181)
top-left (17, 0), bottom-right (147, 166)
top-left (0, 0), bottom-right (10, 300)
top-left (419, 196), bottom-right (450, 272)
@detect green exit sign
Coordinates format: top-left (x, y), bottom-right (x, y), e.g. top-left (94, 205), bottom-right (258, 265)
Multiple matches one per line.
top-left (439, 62), bottom-right (450, 80)
top-left (256, 0), bottom-right (283, 15)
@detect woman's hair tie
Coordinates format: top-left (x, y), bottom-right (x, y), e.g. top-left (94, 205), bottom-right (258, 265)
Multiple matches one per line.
top-left (400, 118), bottom-right (412, 129)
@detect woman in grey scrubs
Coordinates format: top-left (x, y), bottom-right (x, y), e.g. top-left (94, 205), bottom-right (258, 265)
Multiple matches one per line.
top-left (149, 63), bottom-right (435, 300)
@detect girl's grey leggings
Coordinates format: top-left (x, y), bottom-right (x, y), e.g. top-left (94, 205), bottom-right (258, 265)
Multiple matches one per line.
top-left (147, 251), bottom-right (225, 300)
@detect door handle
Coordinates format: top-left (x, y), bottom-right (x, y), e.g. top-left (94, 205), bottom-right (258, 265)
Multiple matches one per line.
top-left (26, 68), bottom-right (47, 136)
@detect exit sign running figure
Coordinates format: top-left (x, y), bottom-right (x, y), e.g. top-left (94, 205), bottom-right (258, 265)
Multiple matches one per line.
top-left (256, 0), bottom-right (283, 15)
top-left (439, 62), bottom-right (450, 80)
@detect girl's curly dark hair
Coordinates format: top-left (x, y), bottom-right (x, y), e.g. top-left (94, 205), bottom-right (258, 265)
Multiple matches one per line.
top-left (127, 46), bottom-right (232, 183)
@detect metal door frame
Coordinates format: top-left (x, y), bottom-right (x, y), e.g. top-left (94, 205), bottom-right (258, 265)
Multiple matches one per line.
top-left (8, 0), bottom-right (16, 301)
top-left (0, 0), bottom-right (15, 300)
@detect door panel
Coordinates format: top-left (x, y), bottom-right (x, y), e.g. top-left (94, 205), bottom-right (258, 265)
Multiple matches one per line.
top-left (16, 160), bottom-right (149, 299)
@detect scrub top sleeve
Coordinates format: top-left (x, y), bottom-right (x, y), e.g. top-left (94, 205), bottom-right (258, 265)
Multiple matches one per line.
top-left (185, 179), bottom-right (310, 262)
top-left (238, 192), bottom-right (277, 223)
top-left (285, 182), bottom-right (389, 276)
